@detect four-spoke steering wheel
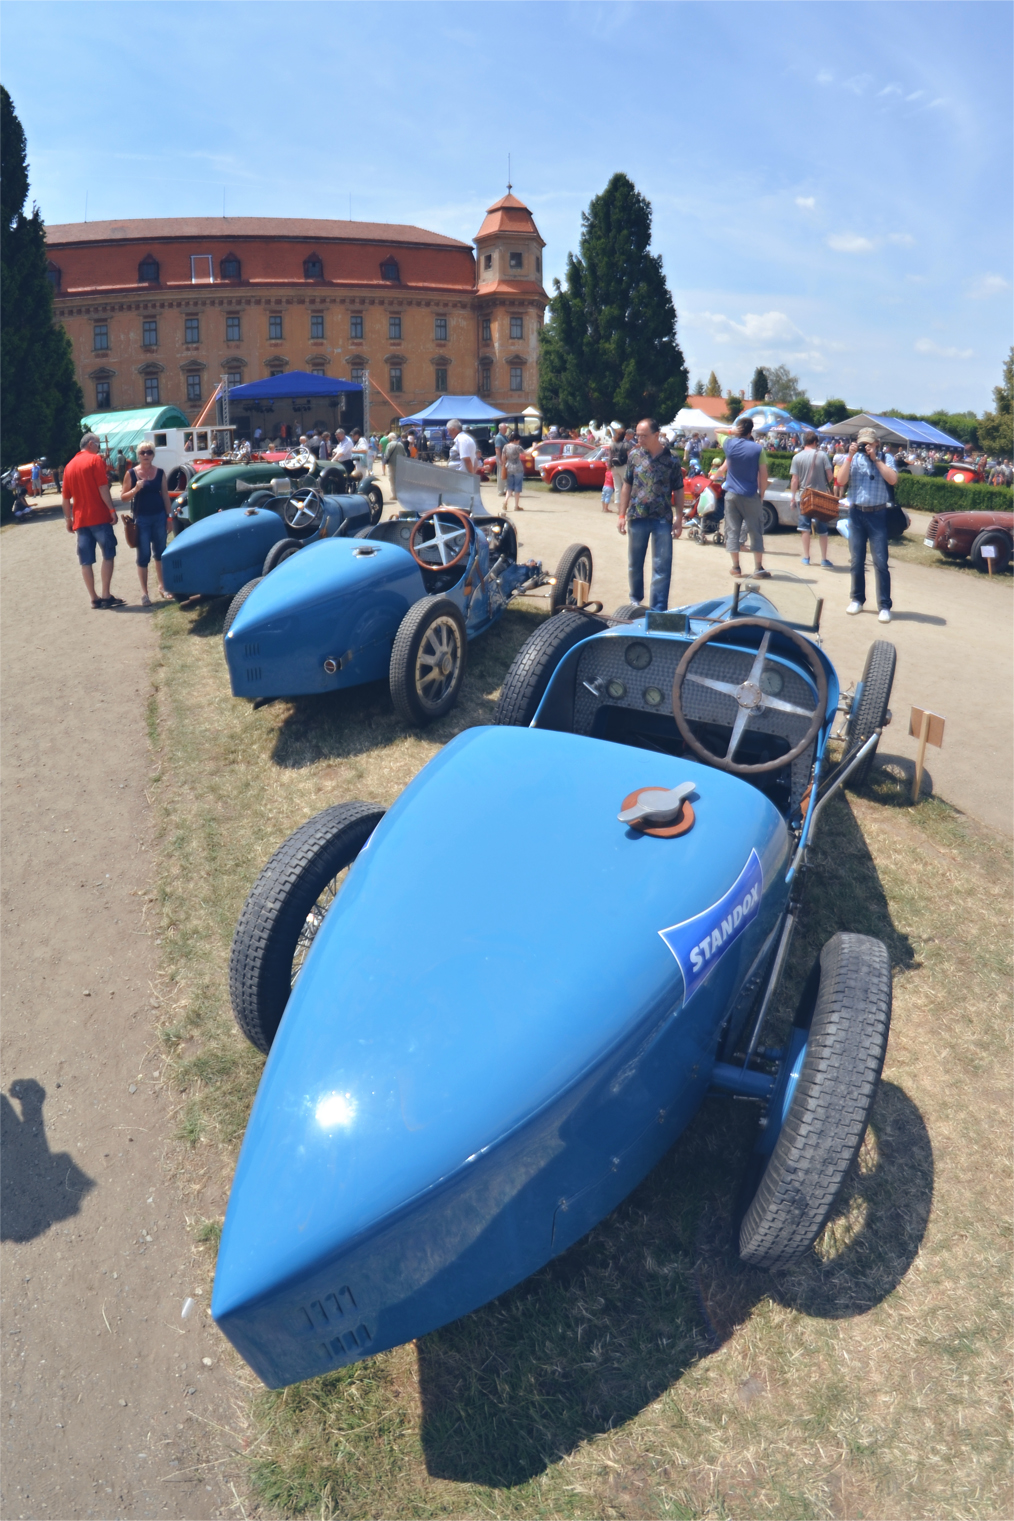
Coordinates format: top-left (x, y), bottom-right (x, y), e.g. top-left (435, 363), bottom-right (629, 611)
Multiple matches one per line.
top-left (283, 488), bottom-right (325, 537)
top-left (671, 617), bottom-right (828, 775)
top-left (408, 508), bottom-right (474, 572)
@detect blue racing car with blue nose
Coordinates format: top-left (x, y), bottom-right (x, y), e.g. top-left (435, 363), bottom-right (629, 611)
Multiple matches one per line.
top-left (212, 578), bottom-right (897, 1388)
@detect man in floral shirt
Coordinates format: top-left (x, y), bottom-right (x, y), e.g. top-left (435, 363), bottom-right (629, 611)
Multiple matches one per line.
top-left (618, 418), bottom-right (685, 610)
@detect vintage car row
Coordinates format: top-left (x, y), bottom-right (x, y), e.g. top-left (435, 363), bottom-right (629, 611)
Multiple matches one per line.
top-left (212, 575), bottom-right (897, 1389)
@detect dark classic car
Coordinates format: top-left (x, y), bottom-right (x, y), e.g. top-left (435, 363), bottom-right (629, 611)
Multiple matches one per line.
top-left (923, 510), bottom-right (1013, 573)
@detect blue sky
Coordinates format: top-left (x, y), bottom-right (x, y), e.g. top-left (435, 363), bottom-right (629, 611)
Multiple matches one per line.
top-left (3, 0), bottom-right (1011, 414)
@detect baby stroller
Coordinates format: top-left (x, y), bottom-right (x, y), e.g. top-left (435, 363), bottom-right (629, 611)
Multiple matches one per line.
top-left (684, 479), bottom-right (725, 544)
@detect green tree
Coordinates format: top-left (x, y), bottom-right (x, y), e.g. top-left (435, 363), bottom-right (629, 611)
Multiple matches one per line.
top-left (786, 395), bottom-right (816, 425)
top-left (691, 377), bottom-right (705, 395)
top-left (750, 367), bottom-right (769, 401)
top-left (724, 390), bottom-right (744, 420)
top-left (704, 370), bottom-right (722, 397)
top-left (765, 363), bottom-right (805, 404)
top-left (817, 397), bottom-right (851, 426)
top-left (976, 350), bottom-right (1011, 456)
top-left (1, 86), bottom-right (83, 482)
top-left (538, 173), bottom-right (688, 426)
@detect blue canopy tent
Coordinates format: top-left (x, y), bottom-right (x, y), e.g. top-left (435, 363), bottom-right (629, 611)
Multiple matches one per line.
top-left (399, 395), bottom-right (509, 425)
top-left (224, 370), bottom-right (364, 438)
top-left (817, 413), bottom-right (965, 448)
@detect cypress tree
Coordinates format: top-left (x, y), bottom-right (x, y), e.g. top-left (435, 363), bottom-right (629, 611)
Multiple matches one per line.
top-left (750, 367), bottom-right (769, 402)
top-left (704, 370), bottom-right (722, 397)
top-left (1, 86), bottom-right (83, 481)
top-left (538, 174), bottom-right (687, 427)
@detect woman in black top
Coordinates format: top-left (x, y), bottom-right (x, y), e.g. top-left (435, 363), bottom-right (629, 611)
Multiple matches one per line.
top-left (122, 445), bottom-right (173, 605)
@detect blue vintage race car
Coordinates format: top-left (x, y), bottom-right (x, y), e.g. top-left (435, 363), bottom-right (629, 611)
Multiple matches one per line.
top-left (222, 505), bottom-right (595, 725)
top-left (212, 578), bottom-right (897, 1388)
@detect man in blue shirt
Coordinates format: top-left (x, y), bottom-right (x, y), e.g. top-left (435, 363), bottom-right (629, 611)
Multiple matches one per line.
top-left (837, 427), bottom-right (897, 623)
top-left (715, 416), bottom-right (771, 578)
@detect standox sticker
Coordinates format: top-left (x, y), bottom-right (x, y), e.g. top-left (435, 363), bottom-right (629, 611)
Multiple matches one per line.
top-left (659, 849), bottom-right (763, 1005)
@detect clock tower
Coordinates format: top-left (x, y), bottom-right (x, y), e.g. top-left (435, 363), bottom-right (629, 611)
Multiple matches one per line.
top-left (473, 192), bottom-right (547, 412)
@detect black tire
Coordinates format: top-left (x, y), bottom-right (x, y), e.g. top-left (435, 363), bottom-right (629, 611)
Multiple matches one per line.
top-left (612, 602), bottom-right (645, 623)
top-left (761, 500), bottom-right (779, 535)
top-left (886, 505), bottom-right (910, 539)
top-left (166, 463), bottom-right (194, 496)
top-left (970, 527), bottom-right (1012, 574)
top-left (739, 932), bottom-right (892, 1270)
top-left (550, 543), bottom-right (594, 614)
top-left (842, 639), bottom-right (896, 789)
top-left (262, 539), bottom-right (301, 576)
top-left (245, 489), bottom-right (275, 510)
top-left (553, 471), bottom-right (577, 493)
top-left (389, 596), bottom-right (467, 725)
top-left (223, 577), bottom-right (263, 640)
top-left (318, 465), bottom-right (348, 495)
top-left (366, 485), bottom-right (384, 523)
top-left (495, 609), bottom-right (608, 727)
top-left (229, 802), bottom-right (386, 1053)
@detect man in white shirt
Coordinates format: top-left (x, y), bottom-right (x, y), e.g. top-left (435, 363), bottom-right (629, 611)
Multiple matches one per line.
top-left (447, 420), bottom-right (478, 475)
top-left (333, 430), bottom-right (354, 463)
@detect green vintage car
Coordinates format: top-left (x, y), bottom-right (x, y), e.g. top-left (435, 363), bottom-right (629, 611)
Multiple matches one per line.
top-left (182, 459), bottom-right (384, 525)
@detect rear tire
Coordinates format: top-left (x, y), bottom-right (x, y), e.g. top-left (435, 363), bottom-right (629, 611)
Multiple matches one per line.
top-left (550, 543), bottom-right (594, 614)
top-left (762, 501), bottom-right (779, 535)
top-left (223, 577), bottom-right (263, 640)
top-left (495, 609), bottom-right (608, 727)
top-left (389, 596), bottom-right (467, 725)
top-left (842, 639), bottom-right (896, 789)
top-left (229, 802), bottom-right (386, 1053)
top-left (262, 539), bottom-right (301, 576)
top-left (612, 602), bottom-right (645, 623)
top-left (739, 932), bottom-right (892, 1270)
top-left (367, 485), bottom-right (384, 523)
top-left (970, 527), bottom-right (1012, 574)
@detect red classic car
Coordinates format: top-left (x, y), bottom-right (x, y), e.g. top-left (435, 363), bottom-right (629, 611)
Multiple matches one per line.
top-left (480, 438), bottom-right (596, 482)
top-left (924, 510), bottom-right (1013, 573)
top-left (542, 447), bottom-right (611, 492)
top-left (945, 464), bottom-right (983, 484)
top-left (16, 461), bottom-right (56, 493)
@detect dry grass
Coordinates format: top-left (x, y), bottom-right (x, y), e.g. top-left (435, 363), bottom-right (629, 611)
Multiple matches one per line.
top-left (148, 594), bottom-right (1013, 1520)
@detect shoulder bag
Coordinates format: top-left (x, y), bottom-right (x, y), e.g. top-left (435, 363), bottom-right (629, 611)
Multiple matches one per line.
top-left (798, 450), bottom-right (838, 524)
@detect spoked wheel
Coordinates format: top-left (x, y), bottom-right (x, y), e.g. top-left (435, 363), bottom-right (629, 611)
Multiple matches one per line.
top-left (550, 543), bottom-right (594, 613)
top-left (389, 596), bottom-right (467, 725)
top-left (739, 932), bottom-right (892, 1270)
top-left (229, 802), bottom-right (386, 1054)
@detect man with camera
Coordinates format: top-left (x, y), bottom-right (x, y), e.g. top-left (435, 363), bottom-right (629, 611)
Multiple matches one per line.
top-left (836, 426), bottom-right (897, 623)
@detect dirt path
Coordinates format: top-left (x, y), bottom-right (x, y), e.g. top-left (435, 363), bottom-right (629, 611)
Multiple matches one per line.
top-left (1, 503), bottom-right (236, 1520)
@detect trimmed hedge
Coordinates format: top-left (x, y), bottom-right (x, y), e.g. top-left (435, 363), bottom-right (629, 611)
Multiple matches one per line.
top-left (696, 446), bottom-right (793, 474)
top-left (894, 476), bottom-right (1013, 514)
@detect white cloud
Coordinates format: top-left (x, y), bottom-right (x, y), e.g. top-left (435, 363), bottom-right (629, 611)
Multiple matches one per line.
top-left (816, 69), bottom-right (833, 85)
top-left (967, 274), bottom-right (1009, 299)
top-left (827, 233), bottom-right (875, 253)
top-left (688, 309), bottom-right (814, 349)
top-left (795, 196), bottom-right (816, 210)
top-left (888, 233), bottom-right (915, 246)
top-left (905, 90), bottom-right (926, 103)
top-left (878, 83), bottom-right (904, 98)
top-left (915, 339), bottom-right (974, 360)
top-left (843, 73), bottom-right (874, 95)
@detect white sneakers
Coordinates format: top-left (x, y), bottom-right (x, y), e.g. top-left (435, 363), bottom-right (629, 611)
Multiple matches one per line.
top-left (878, 608), bottom-right (892, 623)
top-left (846, 601), bottom-right (863, 615)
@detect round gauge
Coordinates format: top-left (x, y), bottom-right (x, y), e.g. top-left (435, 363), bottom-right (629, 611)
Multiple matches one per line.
top-left (643, 686), bottom-right (663, 707)
top-left (624, 641), bottom-right (652, 671)
top-left (760, 668), bottom-right (784, 697)
top-left (606, 679), bottom-right (626, 700)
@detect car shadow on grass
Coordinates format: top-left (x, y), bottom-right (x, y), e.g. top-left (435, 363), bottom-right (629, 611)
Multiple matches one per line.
top-left (417, 792), bottom-right (929, 1488)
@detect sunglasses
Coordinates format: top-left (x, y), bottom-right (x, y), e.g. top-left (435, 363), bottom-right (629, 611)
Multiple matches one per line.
top-left (138, 450), bottom-right (154, 457)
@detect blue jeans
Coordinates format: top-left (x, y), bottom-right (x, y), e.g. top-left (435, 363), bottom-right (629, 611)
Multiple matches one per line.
top-left (76, 522), bottom-right (117, 564)
top-left (135, 512), bottom-right (168, 567)
top-left (627, 516), bottom-right (673, 610)
top-left (848, 506), bottom-right (892, 609)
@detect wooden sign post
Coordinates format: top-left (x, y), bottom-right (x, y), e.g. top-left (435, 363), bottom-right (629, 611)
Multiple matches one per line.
top-left (981, 543), bottom-right (997, 576)
top-left (909, 707), bottom-right (946, 802)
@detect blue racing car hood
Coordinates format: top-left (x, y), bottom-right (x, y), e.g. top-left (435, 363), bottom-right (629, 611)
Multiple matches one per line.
top-left (213, 726), bottom-right (791, 1348)
top-left (163, 505), bottom-right (288, 598)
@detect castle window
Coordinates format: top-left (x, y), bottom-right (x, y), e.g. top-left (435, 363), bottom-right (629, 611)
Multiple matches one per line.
top-left (536, 255), bottom-right (541, 273)
top-left (435, 368), bottom-right (448, 392)
top-left (481, 317), bottom-right (491, 342)
top-left (225, 370), bottom-right (243, 391)
top-left (95, 380), bottom-right (111, 408)
top-left (303, 254), bottom-right (324, 280)
top-left (509, 252), bottom-right (523, 270)
top-left (388, 315), bottom-right (402, 341)
top-left (480, 366), bottom-right (491, 394)
top-left (190, 255), bottom-right (213, 284)
top-left (351, 366), bottom-right (365, 385)
top-left (350, 314), bottom-right (364, 339)
top-left (184, 315), bottom-right (200, 344)
top-left (142, 318), bottom-right (158, 346)
top-left (226, 314), bottom-right (241, 341)
top-left (47, 264), bottom-right (61, 291)
top-left (389, 367), bottom-right (403, 393)
top-left (380, 258), bottom-right (399, 282)
top-left (483, 253), bottom-right (492, 270)
top-left (145, 375), bottom-right (161, 404)
top-left (220, 253), bottom-right (241, 280)
top-left (310, 313), bottom-right (324, 339)
top-left (93, 322), bottom-right (109, 351)
top-left (510, 366), bottom-right (523, 392)
top-left (510, 315), bottom-right (523, 340)
top-left (186, 373), bottom-right (202, 402)
top-left (138, 254), bottom-right (159, 283)
top-left (434, 316), bottom-right (447, 341)
top-left (269, 313), bottom-right (283, 340)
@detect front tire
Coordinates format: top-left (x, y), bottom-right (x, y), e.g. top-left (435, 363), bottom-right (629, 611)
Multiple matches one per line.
top-left (223, 577), bottom-right (263, 640)
top-left (367, 485), bottom-right (384, 523)
top-left (389, 596), bottom-right (467, 725)
top-left (495, 609), bottom-right (608, 727)
top-left (970, 527), bottom-right (1012, 574)
top-left (229, 803), bottom-right (386, 1053)
top-left (739, 932), bottom-right (892, 1270)
top-left (550, 543), bottom-right (594, 614)
top-left (842, 639), bottom-right (896, 788)
top-left (553, 471), bottom-right (577, 492)
top-left (762, 501), bottom-right (779, 535)
top-left (262, 539), bottom-right (301, 576)
top-left (611, 602), bottom-right (644, 623)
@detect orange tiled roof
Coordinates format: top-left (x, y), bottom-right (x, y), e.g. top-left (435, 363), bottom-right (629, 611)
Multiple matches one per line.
top-left (475, 194), bottom-right (544, 244)
top-left (45, 216), bottom-right (470, 250)
top-left (686, 395), bottom-right (730, 419)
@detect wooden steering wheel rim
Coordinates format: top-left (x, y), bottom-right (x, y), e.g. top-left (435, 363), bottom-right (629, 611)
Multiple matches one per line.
top-left (671, 616), bottom-right (828, 776)
top-left (408, 508), bottom-right (474, 573)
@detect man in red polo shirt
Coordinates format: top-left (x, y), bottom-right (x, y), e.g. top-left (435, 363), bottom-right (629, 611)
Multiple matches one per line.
top-left (61, 433), bottom-right (124, 608)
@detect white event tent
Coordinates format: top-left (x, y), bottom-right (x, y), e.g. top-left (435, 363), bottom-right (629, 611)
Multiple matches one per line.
top-left (669, 407), bottom-right (729, 434)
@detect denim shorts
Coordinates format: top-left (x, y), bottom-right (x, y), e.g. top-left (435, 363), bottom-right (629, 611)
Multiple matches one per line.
top-left (797, 515), bottom-right (831, 533)
top-left (601, 485), bottom-right (614, 503)
top-left (506, 471), bottom-right (524, 494)
top-left (135, 512), bottom-right (168, 566)
top-left (76, 521), bottom-right (117, 564)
